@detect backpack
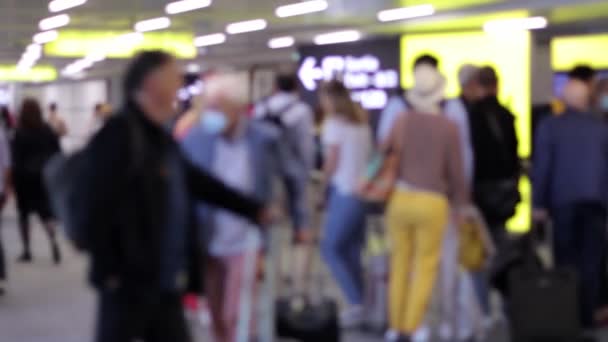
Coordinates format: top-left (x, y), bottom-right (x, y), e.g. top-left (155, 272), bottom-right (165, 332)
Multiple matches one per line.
top-left (43, 116), bottom-right (144, 251)
top-left (258, 98), bottom-right (303, 163)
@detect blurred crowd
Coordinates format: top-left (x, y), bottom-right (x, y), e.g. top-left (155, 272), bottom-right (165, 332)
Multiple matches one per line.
top-left (1, 50), bottom-right (608, 342)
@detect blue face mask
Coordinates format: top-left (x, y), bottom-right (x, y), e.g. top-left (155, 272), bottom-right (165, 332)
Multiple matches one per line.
top-left (200, 110), bottom-right (227, 134)
top-left (600, 95), bottom-right (608, 111)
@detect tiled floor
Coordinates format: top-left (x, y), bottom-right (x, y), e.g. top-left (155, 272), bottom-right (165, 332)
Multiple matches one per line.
top-left (1, 205), bottom-right (607, 342)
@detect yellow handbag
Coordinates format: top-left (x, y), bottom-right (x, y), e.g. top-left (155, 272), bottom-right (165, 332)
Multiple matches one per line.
top-left (459, 219), bottom-right (487, 271)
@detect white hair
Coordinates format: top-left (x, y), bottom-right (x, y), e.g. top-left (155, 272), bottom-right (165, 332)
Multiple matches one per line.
top-left (204, 72), bottom-right (250, 107)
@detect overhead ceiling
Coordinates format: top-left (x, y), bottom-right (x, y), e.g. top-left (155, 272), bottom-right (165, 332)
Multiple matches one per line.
top-left (0, 0), bottom-right (607, 74)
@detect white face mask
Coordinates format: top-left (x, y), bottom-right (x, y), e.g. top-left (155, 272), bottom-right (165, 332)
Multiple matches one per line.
top-left (200, 110), bottom-right (228, 135)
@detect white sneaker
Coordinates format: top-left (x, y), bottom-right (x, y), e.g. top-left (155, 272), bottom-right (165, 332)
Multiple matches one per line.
top-left (384, 329), bottom-right (400, 342)
top-left (412, 325), bottom-right (430, 342)
top-left (340, 305), bottom-right (364, 328)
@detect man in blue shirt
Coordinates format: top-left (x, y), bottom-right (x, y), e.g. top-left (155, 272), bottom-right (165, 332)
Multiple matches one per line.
top-left (533, 79), bottom-right (608, 329)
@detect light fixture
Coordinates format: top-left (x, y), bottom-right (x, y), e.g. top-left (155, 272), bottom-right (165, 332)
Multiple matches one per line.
top-left (166, 0), bottom-right (212, 15)
top-left (134, 17), bottom-right (171, 32)
top-left (377, 4), bottom-right (435, 22)
top-left (484, 17), bottom-right (548, 33)
top-left (275, 0), bottom-right (328, 18)
top-left (268, 36), bottom-right (295, 49)
top-left (26, 44), bottom-right (42, 55)
top-left (39, 14), bottom-right (71, 31)
top-left (33, 30), bottom-right (59, 44)
top-left (49, 0), bottom-right (87, 13)
top-left (226, 19), bottom-right (267, 34)
top-left (314, 30), bottom-right (361, 45)
top-left (84, 52), bottom-right (106, 63)
top-left (194, 33), bottom-right (226, 47)
top-left (115, 32), bottom-right (145, 45)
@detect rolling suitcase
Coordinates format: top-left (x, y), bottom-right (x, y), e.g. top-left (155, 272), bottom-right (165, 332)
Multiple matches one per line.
top-left (507, 228), bottom-right (581, 342)
top-left (274, 232), bottom-right (340, 341)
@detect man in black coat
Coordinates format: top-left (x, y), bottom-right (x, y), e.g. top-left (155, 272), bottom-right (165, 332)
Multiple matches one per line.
top-left (469, 66), bottom-right (520, 246)
top-left (84, 51), bottom-right (269, 342)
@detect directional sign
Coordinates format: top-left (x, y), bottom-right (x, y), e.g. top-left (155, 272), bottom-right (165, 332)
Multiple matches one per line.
top-left (298, 37), bottom-right (401, 112)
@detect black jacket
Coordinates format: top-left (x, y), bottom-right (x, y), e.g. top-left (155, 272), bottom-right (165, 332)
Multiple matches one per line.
top-left (84, 103), bottom-right (262, 293)
top-left (469, 95), bottom-right (520, 182)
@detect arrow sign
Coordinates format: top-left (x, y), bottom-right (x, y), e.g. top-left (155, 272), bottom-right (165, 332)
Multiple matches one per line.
top-left (298, 57), bottom-right (321, 91)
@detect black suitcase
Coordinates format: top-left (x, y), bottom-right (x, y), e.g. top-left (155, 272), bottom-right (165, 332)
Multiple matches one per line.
top-left (275, 296), bottom-right (340, 342)
top-left (507, 230), bottom-right (581, 342)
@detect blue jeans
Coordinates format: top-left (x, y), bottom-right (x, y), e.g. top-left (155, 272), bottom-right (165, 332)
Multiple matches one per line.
top-left (322, 190), bottom-right (368, 305)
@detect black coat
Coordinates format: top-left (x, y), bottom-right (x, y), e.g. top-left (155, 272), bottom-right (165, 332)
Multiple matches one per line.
top-left (12, 124), bottom-right (60, 216)
top-left (83, 103), bottom-right (262, 293)
top-left (469, 95), bottom-right (520, 182)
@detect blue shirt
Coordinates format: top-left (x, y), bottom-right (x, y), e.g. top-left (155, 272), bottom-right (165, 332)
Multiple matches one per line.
top-left (533, 110), bottom-right (608, 210)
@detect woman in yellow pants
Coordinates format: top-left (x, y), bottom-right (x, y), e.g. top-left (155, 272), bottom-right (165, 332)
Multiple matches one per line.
top-left (375, 63), bottom-right (469, 341)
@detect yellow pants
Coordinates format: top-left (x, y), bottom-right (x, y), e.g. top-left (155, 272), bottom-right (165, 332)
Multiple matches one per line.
top-left (387, 189), bottom-right (449, 334)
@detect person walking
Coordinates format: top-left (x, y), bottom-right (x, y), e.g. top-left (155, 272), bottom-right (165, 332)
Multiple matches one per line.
top-left (0, 119), bottom-right (11, 295)
top-left (533, 80), bottom-right (608, 333)
top-left (182, 73), bottom-right (310, 342)
top-left (47, 102), bottom-right (67, 137)
top-left (77, 51), bottom-right (270, 342)
top-left (12, 98), bottom-right (61, 264)
top-left (318, 80), bottom-right (372, 328)
top-left (254, 72), bottom-right (315, 241)
top-left (469, 66), bottom-right (520, 247)
top-left (370, 64), bottom-right (469, 341)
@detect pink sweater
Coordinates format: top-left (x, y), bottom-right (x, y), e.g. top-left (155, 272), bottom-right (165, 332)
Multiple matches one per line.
top-left (395, 112), bottom-right (469, 208)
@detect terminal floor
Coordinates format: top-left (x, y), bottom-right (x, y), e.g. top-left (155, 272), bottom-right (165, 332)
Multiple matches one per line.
top-left (1, 205), bottom-right (608, 342)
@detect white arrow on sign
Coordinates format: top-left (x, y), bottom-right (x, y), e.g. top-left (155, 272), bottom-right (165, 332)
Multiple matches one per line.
top-left (299, 57), bottom-right (321, 91)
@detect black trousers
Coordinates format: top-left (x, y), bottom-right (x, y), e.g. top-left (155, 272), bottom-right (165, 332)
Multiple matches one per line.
top-left (552, 202), bottom-right (607, 328)
top-left (95, 289), bottom-right (191, 342)
top-left (0, 219), bottom-right (5, 281)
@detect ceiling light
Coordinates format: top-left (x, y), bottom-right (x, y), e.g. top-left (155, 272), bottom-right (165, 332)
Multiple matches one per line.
top-left (268, 36), bottom-right (295, 49)
top-left (17, 61), bottom-right (33, 72)
top-left (226, 19), bottom-right (267, 34)
top-left (275, 0), bottom-right (328, 18)
top-left (49, 0), bottom-right (87, 13)
top-left (22, 49), bottom-right (41, 61)
top-left (377, 4), bottom-right (435, 22)
top-left (39, 14), bottom-right (71, 31)
top-left (314, 30), bottom-right (361, 45)
top-left (134, 17), bottom-right (171, 32)
top-left (85, 52), bottom-right (106, 63)
top-left (166, 0), bottom-right (212, 15)
top-left (484, 16), bottom-right (548, 33)
top-left (33, 30), bottom-right (59, 44)
top-left (26, 44), bottom-right (42, 54)
top-left (194, 33), bottom-right (226, 47)
top-left (115, 32), bottom-right (145, 45)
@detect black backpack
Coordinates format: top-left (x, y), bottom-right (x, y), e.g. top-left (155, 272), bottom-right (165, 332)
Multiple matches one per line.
top-left (44, 117), bottom-right (144, 251)
top-left (258, 98), bottom-right (304, 163)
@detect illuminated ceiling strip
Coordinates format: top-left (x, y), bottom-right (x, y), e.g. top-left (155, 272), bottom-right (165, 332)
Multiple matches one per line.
top-left (134, 17), bottom-right (171, 32)
top-left (484, 16), bottom-right (548, 33)
top-left (194, 33), bottom-right (226, 47)
top-left (314, 30), bottom-right (361, 45)
top-left (39, 14), bottom-right (70, 31)
top-left (377, 4), bottom-right (435, 22)
top-left (33, 30), bottom-right (59, 44)
top-left (49, 0), bottom-right (87, 13)
top-left (275, 0), bottom-right (328, 18)
top-left (226, 19), bottom-right (267, 34)
top-left (166, 0), bottom-right (212, 14)
top-left (268, 36), bottom-right (295, 49)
